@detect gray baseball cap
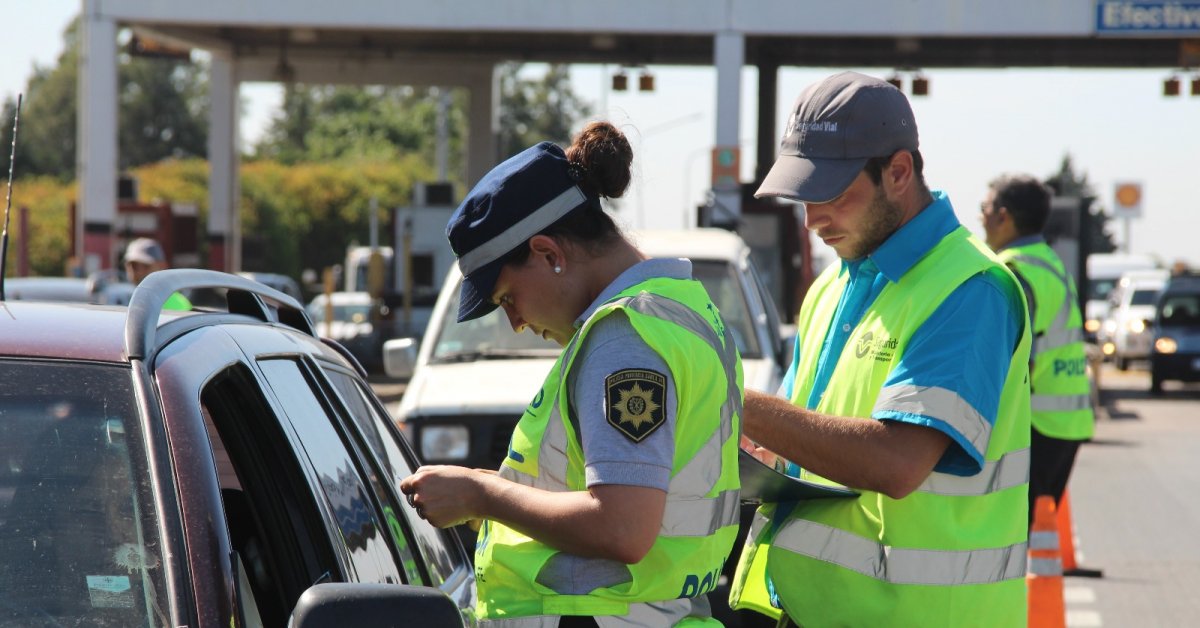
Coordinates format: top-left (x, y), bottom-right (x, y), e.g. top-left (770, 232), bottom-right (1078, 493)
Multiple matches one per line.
top-left (124, 237), bottom-right (166, 265)
top-left (756, 71), bottom-right (919, 204)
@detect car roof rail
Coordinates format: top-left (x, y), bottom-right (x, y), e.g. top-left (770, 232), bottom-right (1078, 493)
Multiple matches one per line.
top-left (126, 269), bottom-right (315, 359)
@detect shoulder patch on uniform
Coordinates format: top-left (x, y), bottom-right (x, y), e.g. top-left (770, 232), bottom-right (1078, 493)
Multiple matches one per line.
top-left (605, 368), bottom-right (667, 442)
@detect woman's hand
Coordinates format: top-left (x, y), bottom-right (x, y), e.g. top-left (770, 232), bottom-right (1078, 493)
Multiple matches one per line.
top-left (400, 465), bottom-right (491, 528)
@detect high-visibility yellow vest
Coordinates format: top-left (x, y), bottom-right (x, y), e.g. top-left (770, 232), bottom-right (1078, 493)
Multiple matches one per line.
top-left (164, 291), bottom-right (191, 310)
top-left (474, 277), bottom-right (743, 625)
top-left (730, 227), bottom-right (1031, 627)
top-left (999, 242), bottom-right (1095, 441)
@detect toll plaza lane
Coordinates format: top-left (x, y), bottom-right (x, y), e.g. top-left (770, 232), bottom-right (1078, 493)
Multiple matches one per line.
top-left (1065, 363), bottom-right (1200, 627)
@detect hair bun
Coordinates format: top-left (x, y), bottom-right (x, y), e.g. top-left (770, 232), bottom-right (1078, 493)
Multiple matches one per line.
top-left (565, 121), bottom-right (632, 199)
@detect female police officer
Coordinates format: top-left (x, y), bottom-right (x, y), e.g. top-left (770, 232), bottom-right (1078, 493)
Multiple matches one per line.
top-left (399, 122), bottom-right (742, 627)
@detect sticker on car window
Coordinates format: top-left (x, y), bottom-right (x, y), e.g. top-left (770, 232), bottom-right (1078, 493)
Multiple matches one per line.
top-left (87, 575), bottom-right (134, 608)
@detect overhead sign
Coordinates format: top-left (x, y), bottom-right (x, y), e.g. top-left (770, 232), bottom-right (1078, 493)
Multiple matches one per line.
top-left (710, 146), bottom-right (740, 191)
top-left (1112, 181), bottom-right (1144, 219)
top-left (1096, 1), bottom-right (1200, 34)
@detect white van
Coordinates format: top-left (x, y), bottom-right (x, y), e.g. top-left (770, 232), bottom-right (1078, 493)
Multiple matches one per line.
top-left (1084, 253), bottom-right (1159, 340)
top-left (1098, 269), bottom-right (1170, 369)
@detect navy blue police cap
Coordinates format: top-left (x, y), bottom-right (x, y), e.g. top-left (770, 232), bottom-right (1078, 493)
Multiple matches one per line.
top-left (447, 141), bottom-right (595, 322)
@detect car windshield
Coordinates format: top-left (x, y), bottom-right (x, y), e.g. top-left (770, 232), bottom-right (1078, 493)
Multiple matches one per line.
top-left (0, 360), bottom-right (167, 627)
top-left (1088, 278), bottom-right (1117, 302)
top-left (1131, 289), bottom-right (1160, 306)
top-left (430, 287), bottom-right (561, 362)
top-left (431, 259), bottom-right (761, 362)
top-left (1159, 293), bottom-right (1200, 326)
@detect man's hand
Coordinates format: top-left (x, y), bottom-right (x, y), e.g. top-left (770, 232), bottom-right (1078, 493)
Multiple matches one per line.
top-left (740, 434), bottom-right (779, 469)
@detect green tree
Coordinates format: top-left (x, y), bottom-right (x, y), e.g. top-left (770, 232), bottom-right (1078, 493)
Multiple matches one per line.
top-left (497, 63), bottom-right (592, 158)
top-left (0, 16), bottom-right (209, 179)
top-left (1044, 154), bottom-right (1117, 255)
top-left (254, 85), bottom-right (466, 176)
top-left (253, 63), bottom-right (591, 182)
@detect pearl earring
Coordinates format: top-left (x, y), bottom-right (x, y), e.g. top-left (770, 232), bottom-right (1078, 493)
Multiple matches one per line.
top-left (554, 266), bottom-right (562, 274)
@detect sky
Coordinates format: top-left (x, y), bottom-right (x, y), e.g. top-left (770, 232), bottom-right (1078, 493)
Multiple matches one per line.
top-left (6, 4), bottom-right (1199, 271)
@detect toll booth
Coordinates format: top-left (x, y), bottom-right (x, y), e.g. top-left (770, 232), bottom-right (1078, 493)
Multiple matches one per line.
top-left (1045, 195), bottom-right (1097, 313)
top-left (70, 175), bottom-right (201, 274)
top-left (697, 184), bottom-right (815, 323)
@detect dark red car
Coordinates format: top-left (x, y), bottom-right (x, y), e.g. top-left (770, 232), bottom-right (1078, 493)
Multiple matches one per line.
top-left (0, 270), bottom-right (474, 627)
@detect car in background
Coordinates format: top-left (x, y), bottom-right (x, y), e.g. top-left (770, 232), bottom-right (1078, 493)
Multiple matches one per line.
top-left (4, 276), bottom-right (95, 302)
top-left (1084, 252), bottom-right (1159, 341)
top-left (1149, 273), bottom-right (1200, 394)
top-left (240, 271), bottom-right (304, 301)
top-left (307, 291), bottom-right (382, 371)
top-left (1098, 268), bottom-right (1170, 370)
top-left (0, 270), bottom-right (474, 627)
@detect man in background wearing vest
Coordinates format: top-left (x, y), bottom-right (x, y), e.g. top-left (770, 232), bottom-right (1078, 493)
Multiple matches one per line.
top-left (728, 71), bottom-right (1032, 626)
top-left (124, 237), bottom-right (191, 310)
top-left (982, 174), bottom-right (1095, 523)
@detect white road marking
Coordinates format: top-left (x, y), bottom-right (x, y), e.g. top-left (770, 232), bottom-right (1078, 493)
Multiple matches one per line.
top-left (1065, 586), bottom-right (1096, 603)
top-left (1067, 609), bottom-right (1103, 627)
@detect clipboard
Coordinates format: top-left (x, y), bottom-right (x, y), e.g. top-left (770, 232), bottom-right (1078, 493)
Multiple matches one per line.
top-left (738, 449), bottom-right (858, 503)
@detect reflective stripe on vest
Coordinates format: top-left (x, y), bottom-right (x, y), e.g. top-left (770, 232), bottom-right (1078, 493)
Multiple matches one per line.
top-left (917, 447), bottom-right (1030, 496)
top-left (1032, 393), bottom-right (1092, 412)
top-left (769, 512), bottom-right (1028, 586)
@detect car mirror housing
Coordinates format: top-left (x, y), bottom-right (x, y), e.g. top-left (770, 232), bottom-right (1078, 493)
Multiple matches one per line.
top-left (383, 337), bottom-right (419, 380)
top-left (289, 583), bottom-right (465, 628)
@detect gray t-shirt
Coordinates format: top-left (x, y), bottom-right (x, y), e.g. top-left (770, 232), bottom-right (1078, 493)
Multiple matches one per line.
top-left (567, 257), bottom-right (692, 491)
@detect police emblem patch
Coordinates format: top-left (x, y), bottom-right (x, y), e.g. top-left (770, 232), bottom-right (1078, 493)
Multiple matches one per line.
top-left (605, 368), bottom-right (667, 442)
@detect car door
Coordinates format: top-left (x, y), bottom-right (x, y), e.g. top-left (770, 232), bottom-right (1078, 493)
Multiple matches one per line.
top-left (155, 323), bottom-right (468, 627)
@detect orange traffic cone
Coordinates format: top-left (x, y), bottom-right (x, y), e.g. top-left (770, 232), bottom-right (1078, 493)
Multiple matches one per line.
top-left (1057, 490), bottom-right (1078, 572)
top-left (1028, 495), bottom-right (1066, 628)
top-left (1056, 489), bottom-right (1104, 578)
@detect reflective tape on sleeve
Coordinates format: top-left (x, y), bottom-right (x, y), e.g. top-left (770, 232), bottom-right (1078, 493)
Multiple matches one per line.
top-left (874, 384), bottom-right (992, 455)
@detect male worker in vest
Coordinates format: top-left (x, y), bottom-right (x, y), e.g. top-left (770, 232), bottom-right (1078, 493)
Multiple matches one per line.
top-left (981, 173), bottom-right (1094, 523)
top-left (729, 71), bottom-right (1032, 626)
top-left (124, 237), bottom-right (191, 310)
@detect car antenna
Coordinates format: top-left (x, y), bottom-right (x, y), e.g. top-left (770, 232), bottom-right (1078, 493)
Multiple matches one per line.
top-left (0, 94), bottom-right (22, 302)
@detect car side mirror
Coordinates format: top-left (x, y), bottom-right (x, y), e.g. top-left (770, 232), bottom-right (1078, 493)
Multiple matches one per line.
top-left (383, 337), bottom-right (418, 380)
top-left (290, 583), bottom-right (464, 628)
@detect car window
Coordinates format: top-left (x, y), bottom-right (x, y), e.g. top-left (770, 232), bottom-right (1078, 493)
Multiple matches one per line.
top-left (255, 359), bottom-right (404, 586)
top-left (201, 365), bottom-right (344, 627)
top-left (432, 286), bottom-right (561, 361)
top-left (1130, 289), bottom-right (1160, 306)
top-left (321, 366), bottom-right (467, 585)
top-left (693, 259), bottom-right (762, 358)
top-left (0, 360), bottom-right (168, 627)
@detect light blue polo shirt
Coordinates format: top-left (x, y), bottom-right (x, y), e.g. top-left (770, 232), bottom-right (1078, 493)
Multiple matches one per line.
top-left (779, 191), bottom-right (1023, 475)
